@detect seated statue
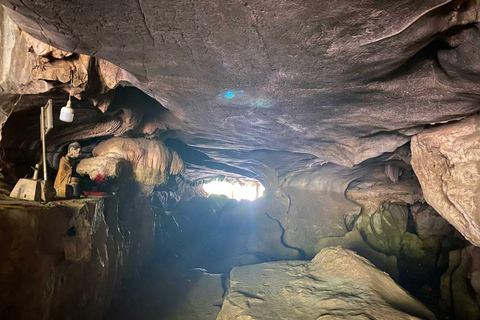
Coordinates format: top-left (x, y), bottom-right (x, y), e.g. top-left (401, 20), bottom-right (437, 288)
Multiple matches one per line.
top-left (54, 142), bottom-right (81, 198)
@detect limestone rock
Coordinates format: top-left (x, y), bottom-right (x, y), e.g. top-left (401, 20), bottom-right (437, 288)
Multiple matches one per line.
top-left (273, 164), bottom-right (364, 258)
top-left (174, 272), bottom-right (224, 320)
top-left (77, 156), bottom-right (132, 181)
top-left (0, 198), bottom-right (126, 320)
top-left (355, 202), bottom-right (408, 256)
top-left (401, 232), bottom-right (425, 261)
top-left (346, 166), bottom-right (423, 215)
top-left (160, 195), bottom-right (301, 273)
top-left (314, 229), bottom-right (399, 280)
top-left (91, 137), bottom-right (185, 193)
top-left (441, 246), bottom-right (480, 320)
top-left (217, 247), bottom-right (436, 320)
top-left (5, 0), bottom-right (480, 170)
top-left (411, 115), bottom-right (480, 246)
top-left (411, 203), bottom-right (453, 240)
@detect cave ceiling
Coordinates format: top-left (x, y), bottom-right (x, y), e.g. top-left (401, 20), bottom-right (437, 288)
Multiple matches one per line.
top-left (2, 0), bottom-right (480, 180)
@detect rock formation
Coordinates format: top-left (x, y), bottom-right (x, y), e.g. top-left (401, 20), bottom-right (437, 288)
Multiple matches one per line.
top-left (0, 198), bottom-right (131, 320)
top-left (411, 115), bottom-right (480, 246)
top-left (218, 247), bottom-right (436, 320)
top-left (441, 245), bottom-right (480, 320)
top-left (2, 0), bottom-right (480, 171)
top-left (1, 0), bottom-right (480, 319)
top-left (78, 137), bottom-right (185, 194)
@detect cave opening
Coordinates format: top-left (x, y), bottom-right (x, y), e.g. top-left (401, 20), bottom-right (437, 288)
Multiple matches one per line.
top-left (202, 179), bottom-right (265, 201)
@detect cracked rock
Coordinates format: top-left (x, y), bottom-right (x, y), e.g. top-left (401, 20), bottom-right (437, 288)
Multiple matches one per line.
top-left (217, 247), bottom-right (436, 320)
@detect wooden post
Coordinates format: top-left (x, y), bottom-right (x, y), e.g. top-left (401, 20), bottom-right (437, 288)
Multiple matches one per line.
top-left (40, 107), bottom-right (47, 180)
top-left (40, 100), bottom-right (53, 181)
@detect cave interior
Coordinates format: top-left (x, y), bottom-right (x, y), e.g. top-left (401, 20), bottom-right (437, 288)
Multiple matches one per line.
top-left (1, 0), bottom-right (480, 319)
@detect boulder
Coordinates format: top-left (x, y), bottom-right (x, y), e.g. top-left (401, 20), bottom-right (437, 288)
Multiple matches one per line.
top-left (314, 229), bottom-right (398, 280)
top-left (217, 247), bottom-right (436, 320)
top-left (411, 115), bottom-right (480, 246)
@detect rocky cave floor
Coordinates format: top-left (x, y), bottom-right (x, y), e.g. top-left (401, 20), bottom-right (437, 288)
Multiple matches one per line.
top-left (105, 194), bottom-right (472, 320)
top-left (107, 256), bottom-right (225, 320)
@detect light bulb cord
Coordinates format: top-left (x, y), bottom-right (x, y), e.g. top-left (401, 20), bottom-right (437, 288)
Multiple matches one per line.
top-left (69, 69), bottom-right (74, 104)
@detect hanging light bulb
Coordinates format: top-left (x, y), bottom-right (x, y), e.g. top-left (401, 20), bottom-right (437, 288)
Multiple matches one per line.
top-left (60, 70), bottom-right (75, 122)
top-left (59, 96), bottom-right (74, 122)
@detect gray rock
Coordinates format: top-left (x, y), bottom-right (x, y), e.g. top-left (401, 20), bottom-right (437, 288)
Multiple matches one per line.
top-left (3, 0), bottom-right (480, 171)
top-left (401, 232), bottom-right (425, 260)
top-left (159, 272), bottom-right (224, 320)
top-left (217, 247), bottom-right (436, 320)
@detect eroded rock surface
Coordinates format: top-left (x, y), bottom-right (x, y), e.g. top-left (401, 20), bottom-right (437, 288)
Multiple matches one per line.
top-left (411, 115), bottom-right (480, 246)
top-left (217, 247), bottom-right (436, 320)
top-left (156, 195), bottom-right (302, 273)
top-left (2, 0), bottom-right (480, 170)
top-left (78, 137), bottom-right (185, 194)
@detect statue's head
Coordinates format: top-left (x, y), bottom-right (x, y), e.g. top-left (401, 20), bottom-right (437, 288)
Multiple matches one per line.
top-left (67, 142), bottom-right (81, 158)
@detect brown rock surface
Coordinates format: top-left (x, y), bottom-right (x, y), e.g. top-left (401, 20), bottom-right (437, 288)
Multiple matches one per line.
top-left (411, 115), bottom-right (480, 246)
top-left (217, 247), bottom-right (436, 320)
top-left (2, 0), bottom-right (480, 173)
top-left (0, 198), bottom-right (126, 320)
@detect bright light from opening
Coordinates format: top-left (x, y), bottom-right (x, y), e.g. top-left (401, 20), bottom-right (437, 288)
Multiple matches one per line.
top-left (202, 180), bottom-right (265, 201)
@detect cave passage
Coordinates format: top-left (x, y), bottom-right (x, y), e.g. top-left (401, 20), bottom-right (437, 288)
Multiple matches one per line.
top-left (2, 1), bottom-right (480, 320)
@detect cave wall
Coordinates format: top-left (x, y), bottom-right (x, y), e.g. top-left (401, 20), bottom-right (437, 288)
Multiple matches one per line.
top-left (1, 1), bottom-right (480, 319)
top-left (0, 194), bottom-right (158, 320)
